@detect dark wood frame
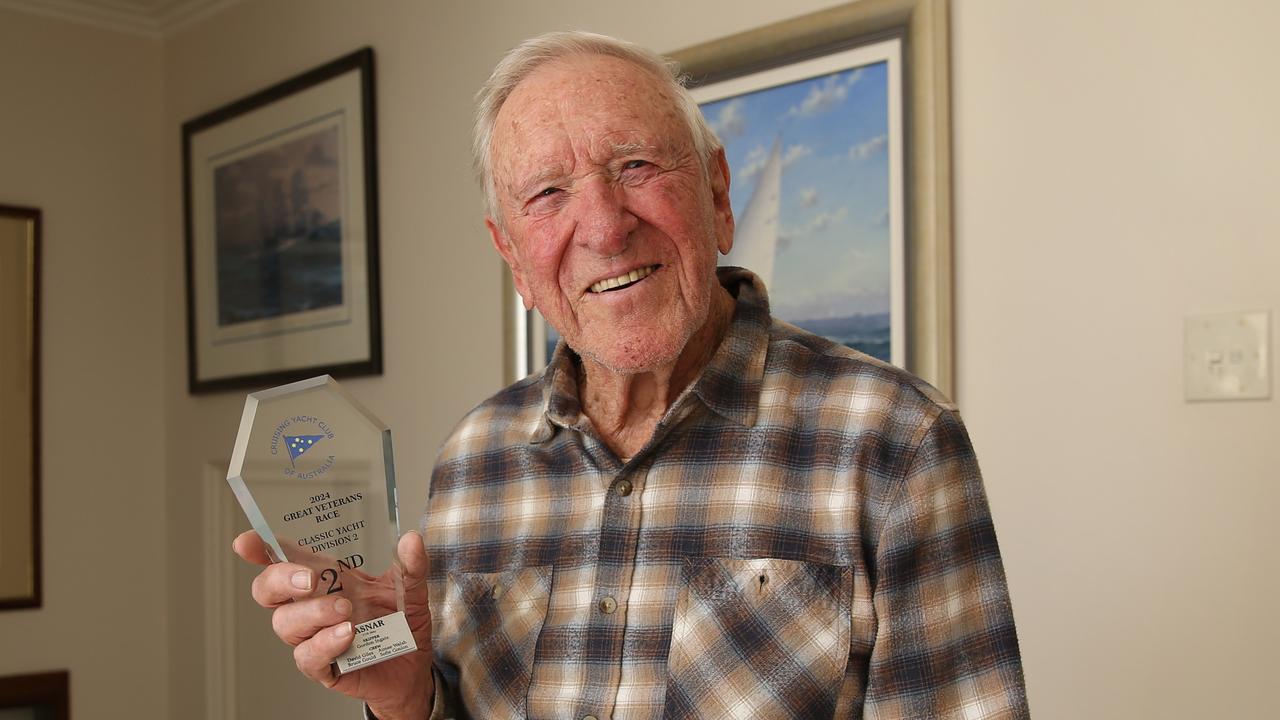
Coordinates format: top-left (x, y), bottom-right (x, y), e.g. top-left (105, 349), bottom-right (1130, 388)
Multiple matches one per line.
top-left (670, 0), bottom-right (955, 397)
top-left (0, 203), bottom-right (41, 611)
top-left (182, 47), bottom-right (382, 394)
top-left (0, 670), bottom-right (69, 719)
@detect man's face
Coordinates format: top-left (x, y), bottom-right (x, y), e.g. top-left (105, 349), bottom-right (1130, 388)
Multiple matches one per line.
top-left (486, 54), bottom-right (734, 374)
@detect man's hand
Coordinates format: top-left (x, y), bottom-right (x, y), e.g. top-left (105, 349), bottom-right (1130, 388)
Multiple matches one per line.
top-left (233, 530), bottom-right (435, 720)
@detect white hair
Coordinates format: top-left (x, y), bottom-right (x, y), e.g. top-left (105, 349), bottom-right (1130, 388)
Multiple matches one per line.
top-left (472, 31), bottom-right (722, 220)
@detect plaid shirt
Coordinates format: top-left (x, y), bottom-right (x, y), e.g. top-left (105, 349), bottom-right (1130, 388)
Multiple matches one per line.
top-left (422, 268), bottom-right (1028, 720)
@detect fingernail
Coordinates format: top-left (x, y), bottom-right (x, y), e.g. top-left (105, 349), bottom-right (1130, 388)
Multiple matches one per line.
top-left (335, 622), bottom-right (352, 638)
top-left (334, 597), bottom-right (352, 615)
top-left (291, 570), bottom-right (312, 590)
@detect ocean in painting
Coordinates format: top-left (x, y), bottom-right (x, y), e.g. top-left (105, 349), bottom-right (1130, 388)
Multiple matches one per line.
top-left (213, 125), bottom-right (343, 327)
top-left (791, 313), bottom-right (891, 362)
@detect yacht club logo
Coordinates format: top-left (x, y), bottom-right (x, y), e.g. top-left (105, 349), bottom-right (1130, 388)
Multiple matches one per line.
top-left (269, 415), bottom-right (337, 479)
top-left (285, 434), bottom-right (325, 466)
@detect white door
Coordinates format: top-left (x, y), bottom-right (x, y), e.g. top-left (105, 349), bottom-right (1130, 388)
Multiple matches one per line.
top-left (208, 464), bottom-right (362, 720)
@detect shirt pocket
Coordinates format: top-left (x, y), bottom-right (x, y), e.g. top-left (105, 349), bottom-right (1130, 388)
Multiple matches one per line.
top-left (437, 565), bottom-right (552, 720)
top-left (663, 557), bottom-right (852, 720)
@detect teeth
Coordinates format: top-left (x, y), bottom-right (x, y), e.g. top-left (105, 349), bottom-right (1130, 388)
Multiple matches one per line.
top-left (591, 265), bottom-right (656, 293)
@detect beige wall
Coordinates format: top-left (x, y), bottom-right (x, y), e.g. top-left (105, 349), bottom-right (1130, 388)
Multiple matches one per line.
top-left (1, 0), bottom-right (1275, 718)
top-left (0, 9), bottom-right (168, 719)
top-left (953, 1), bottom-right (1280, 716)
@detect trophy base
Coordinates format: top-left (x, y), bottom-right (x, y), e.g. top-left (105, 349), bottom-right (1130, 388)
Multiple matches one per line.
top-left (334, 610), bottom-right (417, 674)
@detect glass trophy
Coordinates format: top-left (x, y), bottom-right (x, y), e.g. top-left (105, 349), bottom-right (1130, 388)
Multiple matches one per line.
top-left (227, 375), bottom-right (416, 674)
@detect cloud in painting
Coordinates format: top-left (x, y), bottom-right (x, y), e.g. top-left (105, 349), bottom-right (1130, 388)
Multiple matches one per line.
top-left (849, 133), bottom-right (888, 161)
top-left (801, 206), bottom-right (849, 235)
top-left (779, 206), bottom-right (849, 251)
top-left (736, 145), bottom-right (768, 183)
top-left (708, 98), bottom-right (747, 141)
top-left (782, 144), bottom-right (812, 166)
top-left (787, 69), bottom-right (864, 118)
top-left (799, 187), bottom-right (819, 208)
top-left (738, 143), bottom-right (814, 183)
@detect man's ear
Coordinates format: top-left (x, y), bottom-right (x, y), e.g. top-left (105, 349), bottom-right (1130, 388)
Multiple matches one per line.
top-left (487, 217), bottom-right (534, 310)
top-left (709, 147), bottom-right (735, 256)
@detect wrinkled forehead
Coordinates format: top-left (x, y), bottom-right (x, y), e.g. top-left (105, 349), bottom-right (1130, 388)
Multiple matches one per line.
top-left (489, 55), bottom-right (693, 179)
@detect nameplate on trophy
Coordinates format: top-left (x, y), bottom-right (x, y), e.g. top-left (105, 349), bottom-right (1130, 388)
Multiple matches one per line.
top-left (227, 375), bottom-right (416, 674)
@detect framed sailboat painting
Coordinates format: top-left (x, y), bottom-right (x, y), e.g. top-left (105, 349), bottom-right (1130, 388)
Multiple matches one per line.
top-left (508, 0), bottom-right (954, 398)
top-left (693, 37), bottom-right (904, 367)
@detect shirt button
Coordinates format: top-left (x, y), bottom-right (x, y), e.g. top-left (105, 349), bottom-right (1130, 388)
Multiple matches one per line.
top-left (598, 596), bottom-right (617, 614)
top-left (615, 479), bottom-right (633, 497)
top-left (583, 716), bottom-right (599, 720)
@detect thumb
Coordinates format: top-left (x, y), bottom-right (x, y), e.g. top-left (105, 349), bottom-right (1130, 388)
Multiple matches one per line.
top-left (396, 530), bottom-right (433, 646)
top-left (397, 530), bottom-right (429, 589)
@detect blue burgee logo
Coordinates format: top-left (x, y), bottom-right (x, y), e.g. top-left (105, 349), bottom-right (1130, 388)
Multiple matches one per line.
top-left (285, 434), bottom-right (326, 466)
top-left (271, 416), bottom-right (337, 479)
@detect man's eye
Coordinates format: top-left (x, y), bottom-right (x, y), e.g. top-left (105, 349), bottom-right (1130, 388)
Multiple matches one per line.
top-left (623, 159), bottom-right (649, 171)
top-left (536, 187), bottom-right (560, 198)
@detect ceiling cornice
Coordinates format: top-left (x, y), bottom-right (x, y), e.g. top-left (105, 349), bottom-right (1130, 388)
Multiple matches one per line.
top-left (0, 0), bottom-right (244, 38)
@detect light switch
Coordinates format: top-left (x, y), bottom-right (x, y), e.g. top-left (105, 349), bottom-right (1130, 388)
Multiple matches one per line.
top-left (1184, 310), bottom-right (1271, 401)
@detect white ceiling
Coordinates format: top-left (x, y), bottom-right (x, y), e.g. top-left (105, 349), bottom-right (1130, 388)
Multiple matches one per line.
top-left (0, 0), bottom-right (243, 37)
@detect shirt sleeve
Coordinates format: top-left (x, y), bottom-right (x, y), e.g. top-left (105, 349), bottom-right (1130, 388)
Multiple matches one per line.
top-left (862, 408), bottom-right (1031, 719)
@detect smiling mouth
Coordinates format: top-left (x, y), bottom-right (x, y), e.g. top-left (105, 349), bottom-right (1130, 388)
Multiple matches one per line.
top-left (589, 264), bottom-right (659, 294)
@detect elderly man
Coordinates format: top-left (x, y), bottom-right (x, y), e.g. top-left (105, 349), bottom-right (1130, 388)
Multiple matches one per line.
top-left (236, 31), bottom-right (1029, 720)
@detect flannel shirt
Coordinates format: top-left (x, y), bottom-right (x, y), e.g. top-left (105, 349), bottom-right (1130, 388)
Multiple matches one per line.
top-left (422, 268), bottom-right (1029, 719)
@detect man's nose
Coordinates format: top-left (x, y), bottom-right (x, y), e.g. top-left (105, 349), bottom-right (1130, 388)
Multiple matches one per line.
top-left (574, 177), bottom-right (638, 256)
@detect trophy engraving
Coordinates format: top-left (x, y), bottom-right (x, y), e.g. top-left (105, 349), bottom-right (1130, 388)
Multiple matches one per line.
top-left (227, 375), bottom-right (416, 673)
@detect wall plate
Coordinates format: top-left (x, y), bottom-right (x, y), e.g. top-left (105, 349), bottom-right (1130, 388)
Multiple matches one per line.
top-left (1184, 311), bottom-right (1271, 401)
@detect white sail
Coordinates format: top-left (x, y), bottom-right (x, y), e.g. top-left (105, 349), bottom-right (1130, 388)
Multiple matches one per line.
top-left (723, 136), bottom-right (782, 288)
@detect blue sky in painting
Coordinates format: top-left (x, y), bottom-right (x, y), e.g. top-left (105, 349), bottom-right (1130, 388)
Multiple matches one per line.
top-left (701, 61), bottom-right (890, 321)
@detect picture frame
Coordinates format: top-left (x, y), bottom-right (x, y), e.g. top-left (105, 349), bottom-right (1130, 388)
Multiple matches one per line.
top-left (0, 204), bottom-right (41, 611)
top-left (505, 0), bottom-right (953, 399)
top-left (184, 47), bottom-right (382, 394)
top-left (0, 670), bottom-right (69, 719)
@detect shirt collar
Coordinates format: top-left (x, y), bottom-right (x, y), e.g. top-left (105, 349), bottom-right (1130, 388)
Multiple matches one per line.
top-left (689, 267), bottom-right (770, 428)
top-left (528, 341), bottom-right (581, 444)
top-left (528, 266), bottom-right (771, 444)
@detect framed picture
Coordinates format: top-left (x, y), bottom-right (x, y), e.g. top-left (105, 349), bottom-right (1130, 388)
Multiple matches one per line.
top-left (0, 670), bottom-right (69, 719)
top-left (184, 47), bottom-right (382, 394)
top-left (0, 204), bottom-right (41, 611)
top-left (506, 0), bottom-right (954, 398)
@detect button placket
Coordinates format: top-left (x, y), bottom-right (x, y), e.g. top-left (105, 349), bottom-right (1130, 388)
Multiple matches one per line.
top-left (581, 461), bottom-right (646, 718)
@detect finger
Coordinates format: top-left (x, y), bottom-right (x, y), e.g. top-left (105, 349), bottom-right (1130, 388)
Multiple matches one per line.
top-left (271, 595), bottom-right (353, 646)
top-left (251, 562), bottom-right (316, 608)
top-left (232, 530), bottom-right (273, 566)
top-left (294, 622), bottom-right (355, 688)
top-left (398, 530), bottom-right (429, 588)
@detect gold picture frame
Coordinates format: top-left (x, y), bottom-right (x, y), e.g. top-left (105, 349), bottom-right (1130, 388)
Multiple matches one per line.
top-left (0, 204), bottom-right (41, 610)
